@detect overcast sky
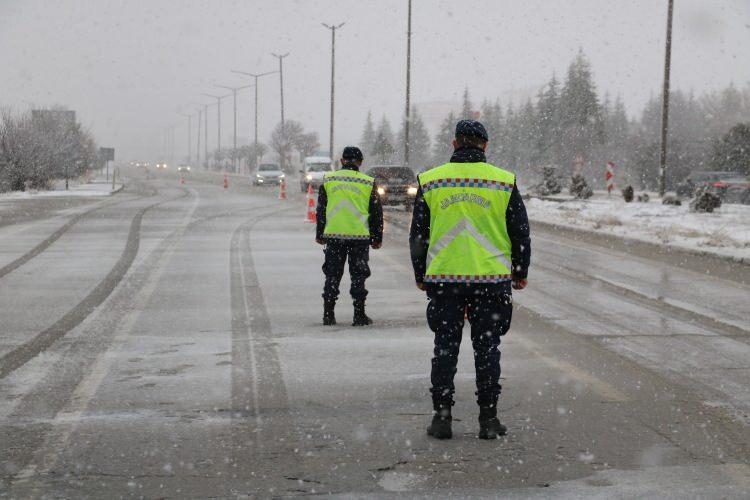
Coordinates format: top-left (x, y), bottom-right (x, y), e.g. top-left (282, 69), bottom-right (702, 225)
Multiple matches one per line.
top-left (2, 0), bottom-right (749, 162)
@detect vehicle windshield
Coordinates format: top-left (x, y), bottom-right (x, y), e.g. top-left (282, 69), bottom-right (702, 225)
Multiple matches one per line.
top-left (307, 162), bottom-right (330, 172)
top-left (367, 167), bottom-right (416, 181)
top-left (258, 164), bottom-right (279, 171)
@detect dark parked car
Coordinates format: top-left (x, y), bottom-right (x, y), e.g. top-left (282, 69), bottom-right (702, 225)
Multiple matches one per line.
top-left (675, 171), bottom-right (739, 197)
top-left (366, 165), bottom-right (418, 210)
top-left (713, 177), bottom-right (750, 205)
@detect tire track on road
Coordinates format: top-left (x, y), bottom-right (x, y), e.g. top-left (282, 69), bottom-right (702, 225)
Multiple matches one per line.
top-left (0, 177), bottom-right (157, 281)
top-left (0, 195), bottom-right (133, 280)
top-left (0, 189), bottom-right (188, 379)
top-left (228, 207), bottom-right (302, 495)
top-left (1, 188), bottom-right (204, 492)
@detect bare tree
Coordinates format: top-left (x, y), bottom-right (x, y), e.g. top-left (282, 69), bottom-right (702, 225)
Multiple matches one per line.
top-left (270, 120), bottom-right (304, 173)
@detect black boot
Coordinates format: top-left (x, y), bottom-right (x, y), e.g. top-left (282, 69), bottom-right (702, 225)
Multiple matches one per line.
top-left (323, 300), bottom-right (336, 326)
top-left (478, 406), bottom-right (506, 439)
top-left (352, 300), bottom-right (372, 326)
top-left (427, 404), bottom-right (452, 440)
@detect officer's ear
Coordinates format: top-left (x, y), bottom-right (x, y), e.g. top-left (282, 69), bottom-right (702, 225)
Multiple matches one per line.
top-left (452, 139), bottom-right (459, 149)
top-left (480, 141), bottom-right (488, 152)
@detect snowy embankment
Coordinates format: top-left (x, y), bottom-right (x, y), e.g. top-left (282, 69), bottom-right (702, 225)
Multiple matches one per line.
top-left (0, 178), bottom-right (123, 200)
top-left (526, 193), bottom-right (750, 263)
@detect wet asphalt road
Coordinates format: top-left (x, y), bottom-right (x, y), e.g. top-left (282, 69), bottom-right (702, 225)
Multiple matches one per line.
top-left (0, 170), bottom-right (749, 498)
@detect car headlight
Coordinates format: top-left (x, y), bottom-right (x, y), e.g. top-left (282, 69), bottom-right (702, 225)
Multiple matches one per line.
top-left (377, 187), bottom-right (386, 196)
top-left (256, 173), bottom-right (262, 177)
top-left (306, 174), bottom-right (312, 181)
top-left (280, 174), bottom-right (285, 178)
top-left (186, 166), bottom-right (190, 171)
top-left (407, 186), bottom-right (418, 196)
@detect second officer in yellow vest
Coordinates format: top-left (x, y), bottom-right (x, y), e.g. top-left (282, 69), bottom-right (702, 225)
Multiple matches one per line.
top-left (316, 146), bottom-right (383, 326)
top-left (410, 120), bottom-right (531, 440)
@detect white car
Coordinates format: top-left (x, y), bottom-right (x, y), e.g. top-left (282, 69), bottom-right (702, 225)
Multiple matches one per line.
top-left (253, 163), bottom-right (285, 186)
top-left (299, 156), bottom-right (332, 192)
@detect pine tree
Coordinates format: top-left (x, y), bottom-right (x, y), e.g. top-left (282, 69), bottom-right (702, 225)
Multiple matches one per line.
top-left (558, 50), bottom-right (604, 174)
top-left (535, 74), bottom-right (561, 167)
top-left (397, 106), bottom-right (431, 171)
top-left (372, 115), bottom-right (395, 164)
top-left (481, 99), bottom-right (503, 164)
top-left (360, 111), bottom-right (376, 156)
top-left (432, 111), bottom-right (456, 164)
top-left (518, 98), bottom-right (537, 170)
top-left (488, 101), bottom-right (506, 165)
top-left (461, 88), bottom-right (474, 120)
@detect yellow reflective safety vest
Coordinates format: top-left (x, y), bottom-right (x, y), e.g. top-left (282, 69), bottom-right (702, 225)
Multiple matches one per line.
top-left (323, 169), bottom-right (375, 241)
top-left (418, 162), bottom-right (515, 283)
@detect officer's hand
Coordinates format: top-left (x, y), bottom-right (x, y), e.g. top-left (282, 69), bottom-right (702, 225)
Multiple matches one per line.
top-left (415, 281), bottom-right (425, 291)
top-left (371, 241), bottom-right (382, 250)
top-left (315, 238), bottom-right (325, 245)
top-left (512, 278), bottom-right (528, 290)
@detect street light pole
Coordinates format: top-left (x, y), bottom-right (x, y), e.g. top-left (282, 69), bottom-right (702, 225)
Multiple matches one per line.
top-left (270, 53), bottom-right (289, 129)
top-left (404, 0), bottom-right (413, 168)
top-left (179, 112), bottom-right (192, 164)
top-left (322, 23), bottom-right (345, 165)
top-left (202, 93), bottom-right (230, 169)
top-left (231, 69), bottom-right (277, 170)
top-left (658, 0), bottom-right (674, 197)
top-left (192, 101), bottom-right (215, 169)
top-left (215, 84), bottom-right (253, 173)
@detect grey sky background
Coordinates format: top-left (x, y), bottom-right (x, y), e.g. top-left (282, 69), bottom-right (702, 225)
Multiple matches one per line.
top-left (1, 0), bottom-right (749, 162)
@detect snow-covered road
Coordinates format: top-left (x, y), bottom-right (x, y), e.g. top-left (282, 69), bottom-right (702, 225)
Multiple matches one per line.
top-left (0, 170), bottom-right (748, 497)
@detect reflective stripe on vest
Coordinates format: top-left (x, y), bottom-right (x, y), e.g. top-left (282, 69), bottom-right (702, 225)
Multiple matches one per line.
top-left (419, 162), bottom-right (515, 283)
top-left (323, 169), bottom-right (374, 240)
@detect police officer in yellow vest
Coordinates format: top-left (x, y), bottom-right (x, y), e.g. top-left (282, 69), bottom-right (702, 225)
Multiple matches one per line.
top-left (410, 120), bottom-right (531, 440)
top-left (316, 146), bottom-right (383, 326)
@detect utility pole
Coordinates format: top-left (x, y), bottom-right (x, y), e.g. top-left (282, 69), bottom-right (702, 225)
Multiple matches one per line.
top-left (194, 108), bottom-right (202, 167)
top-left (658, 0), bottom-right (674, 197)
top-left (215, 83), bottom-right (254, 173)
top-left (202, 93), bottom-right (230, 169)
top-left (192, 101), bottom-right (214, 169)
top-left (232, 69), bottom-right (277, 170)
top-left (404, 0), bottom-right (413, 168)
top-left (179, 112), bottom-right (193, 164)
top-left (322, 23), bottom-right (345, 165)
top-left (270, 53), bottom-right (289, 129)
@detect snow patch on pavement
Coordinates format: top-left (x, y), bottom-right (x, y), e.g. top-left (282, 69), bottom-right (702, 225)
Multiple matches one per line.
top-left (0, 180), bottom-right (123, 200)
top-left (526, 195), bottom-right (750, 262)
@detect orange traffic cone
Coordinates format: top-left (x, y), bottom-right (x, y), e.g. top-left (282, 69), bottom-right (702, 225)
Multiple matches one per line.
top-left (223, 173), bottom-right (229, 189)
top-left (279, 177), bottom-right (287, 200)
top-left (306, 183), bottom-right (316, 223)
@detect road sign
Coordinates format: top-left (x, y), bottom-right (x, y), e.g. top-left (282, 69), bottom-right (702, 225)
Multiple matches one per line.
top-left (99, 147), bottom-right (115, 161)
top-left (606, 161), bottom-right (615, 194)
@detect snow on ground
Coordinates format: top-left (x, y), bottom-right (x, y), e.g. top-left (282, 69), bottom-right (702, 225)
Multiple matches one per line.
top-left (526, 193), bottom-right (750, 262)
top-left (0, 179), bottom-right (123, 200)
